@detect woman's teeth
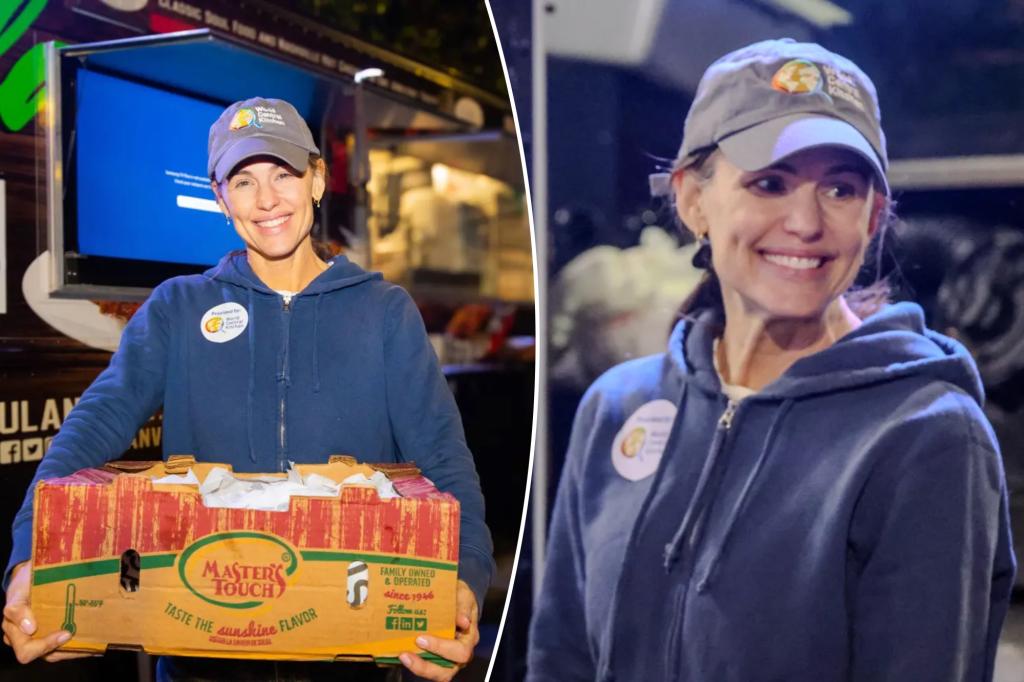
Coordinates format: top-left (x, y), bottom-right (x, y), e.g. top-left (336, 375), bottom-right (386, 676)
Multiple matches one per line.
top-left (763, 253), bottom-right (823, 270)
top-left (257, 215), bottom-right (289, 228)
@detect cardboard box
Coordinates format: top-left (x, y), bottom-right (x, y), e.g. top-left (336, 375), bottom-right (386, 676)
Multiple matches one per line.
top-left (30, 456), bottom-right (459, 665)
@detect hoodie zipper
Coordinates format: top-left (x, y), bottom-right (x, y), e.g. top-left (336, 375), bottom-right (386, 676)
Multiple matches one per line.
top-left (718, 400), bottom-right (737, 430)
top-left (664, 398), bottom-right (738, 679)
top-left (278, 294), bottom-right (292, 471)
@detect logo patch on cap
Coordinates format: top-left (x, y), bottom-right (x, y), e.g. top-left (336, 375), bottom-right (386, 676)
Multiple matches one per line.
top-left (771, 60), bottom-right (822, 94)
top-left (820, 64), bottom-right (867, 113)
top-left (229, 108), bottom-right (261, 131)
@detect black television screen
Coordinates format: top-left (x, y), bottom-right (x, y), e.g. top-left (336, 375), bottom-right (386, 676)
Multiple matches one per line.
top-left (74, 69), bottom-right (245, 267)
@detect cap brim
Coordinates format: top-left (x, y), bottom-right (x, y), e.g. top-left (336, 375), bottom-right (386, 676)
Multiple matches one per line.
top-left (213, 135), bottom-right (311, 182)
top-left (718, 114), bottom-right (889, 195)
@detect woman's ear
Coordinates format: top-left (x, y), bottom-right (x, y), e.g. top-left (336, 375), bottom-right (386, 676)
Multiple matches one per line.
top-left (210, 181), bottom-right (231, 220)
top-left (673, 169), bottom-right (708, 239)
top-left (311, 158), bottom-right (327, 203)
top-left (867, 192), bottom-right (887, 237)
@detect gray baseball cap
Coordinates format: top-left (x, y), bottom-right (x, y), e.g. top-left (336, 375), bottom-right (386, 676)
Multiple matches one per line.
top-left (207, 97), bottom-right (321, 182)
top-left (654, 38), bottom-right (888, 195)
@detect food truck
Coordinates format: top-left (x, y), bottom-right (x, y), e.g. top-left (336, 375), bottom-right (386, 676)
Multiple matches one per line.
top-left (0, 1), bottom-right (533, 678)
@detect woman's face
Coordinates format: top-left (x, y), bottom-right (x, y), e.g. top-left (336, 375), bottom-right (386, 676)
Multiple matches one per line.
top-left (677, 146), bottom-right (884, 323)
top-left (214, 156), bottom-right (325, 263)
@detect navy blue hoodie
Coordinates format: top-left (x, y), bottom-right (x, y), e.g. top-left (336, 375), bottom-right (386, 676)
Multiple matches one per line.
top-left (528, 302), bottom-right (1014, 682)
top-left (7, 252), bottom-right (494, 609)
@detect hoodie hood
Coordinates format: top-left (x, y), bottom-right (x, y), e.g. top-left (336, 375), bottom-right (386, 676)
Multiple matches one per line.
top-left (668, 301), bottom-right (985, 406)
top-left (203, 250), bottom-right (381, 295)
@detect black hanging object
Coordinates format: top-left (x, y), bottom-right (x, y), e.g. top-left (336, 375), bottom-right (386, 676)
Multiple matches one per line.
top-left (691, 239), bottom-right (712, 269)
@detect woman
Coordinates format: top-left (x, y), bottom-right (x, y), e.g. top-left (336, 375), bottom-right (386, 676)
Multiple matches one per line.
top-left (527, 40), bottom-right (1014, 681)
top-left (2, 97), bottom-right (491, 682)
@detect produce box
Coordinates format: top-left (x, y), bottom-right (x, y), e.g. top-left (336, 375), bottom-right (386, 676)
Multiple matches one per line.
top-left (30, 455), bottom-right (458, 665)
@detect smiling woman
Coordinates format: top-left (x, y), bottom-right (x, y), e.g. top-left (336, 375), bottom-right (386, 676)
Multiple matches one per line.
top-left (218, 157), bottom-right (323, 259)
top-left (681, 148), bottom-right (880, 308)
top-left (3, 96), bottom-right (493, 682)
top-left (528, 39), bottom-right (1015, 682)
top-left (206, 99), bottom-right (330, 293)
top-left (674, 145), bottom-right (885, 390)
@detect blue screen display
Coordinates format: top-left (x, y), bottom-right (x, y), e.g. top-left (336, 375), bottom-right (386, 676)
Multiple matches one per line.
top-left (75, 69), bottom-right (246, 265)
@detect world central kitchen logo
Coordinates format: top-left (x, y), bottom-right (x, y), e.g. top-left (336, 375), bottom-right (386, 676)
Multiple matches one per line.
top-left (177, 532), bottom-right (299, 609)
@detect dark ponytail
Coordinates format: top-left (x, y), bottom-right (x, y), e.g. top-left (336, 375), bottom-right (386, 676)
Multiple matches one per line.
top-left (678, 270), bottom-right (724, 320)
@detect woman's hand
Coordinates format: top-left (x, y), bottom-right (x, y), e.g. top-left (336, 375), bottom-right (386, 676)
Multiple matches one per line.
top-left (399, 579), bottom-right (480, 681)
top-left (2, 562), bottom-right (89, 663)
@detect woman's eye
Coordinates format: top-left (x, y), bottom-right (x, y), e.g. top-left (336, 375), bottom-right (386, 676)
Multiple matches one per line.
top-left (749, 175), bottom-right (787, 194)
top-left (822, 181), bottom-right (864, 200)
top-left (277, 171), bottom-right (295, 181)
top-left (231, 179), bottom-right (252, 190)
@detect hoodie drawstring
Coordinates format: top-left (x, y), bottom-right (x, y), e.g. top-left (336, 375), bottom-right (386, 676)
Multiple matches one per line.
top-left (663, 398), bottom-right (737, 573)
top-left (312, 293), bottom-right (323, 393)
top-left (246, 289), bottom-right (257, 463)
top-left (695, 399), bottom-right (794, 592)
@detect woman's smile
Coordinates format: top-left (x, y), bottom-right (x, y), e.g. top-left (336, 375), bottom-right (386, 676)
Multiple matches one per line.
top-left (252, 213), bottom-right (293, 232)
top-left (757, 248), bottom-right (834, 276)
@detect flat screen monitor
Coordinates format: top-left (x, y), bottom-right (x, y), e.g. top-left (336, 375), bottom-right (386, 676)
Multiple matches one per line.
top-left (74, 69), bottom-right (245, 267)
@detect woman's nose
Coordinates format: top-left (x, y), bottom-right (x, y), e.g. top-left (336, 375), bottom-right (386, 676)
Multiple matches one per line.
top-left (256, 183), bottom-right (279, 210)
top-left (782, 186), bottom-right (824, 240)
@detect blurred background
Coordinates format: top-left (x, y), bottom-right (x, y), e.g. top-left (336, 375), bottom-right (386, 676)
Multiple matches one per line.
top-left (0, 0), bottom-right (533, 679)
top-left (488, 0), bottom-right (1024, 679)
